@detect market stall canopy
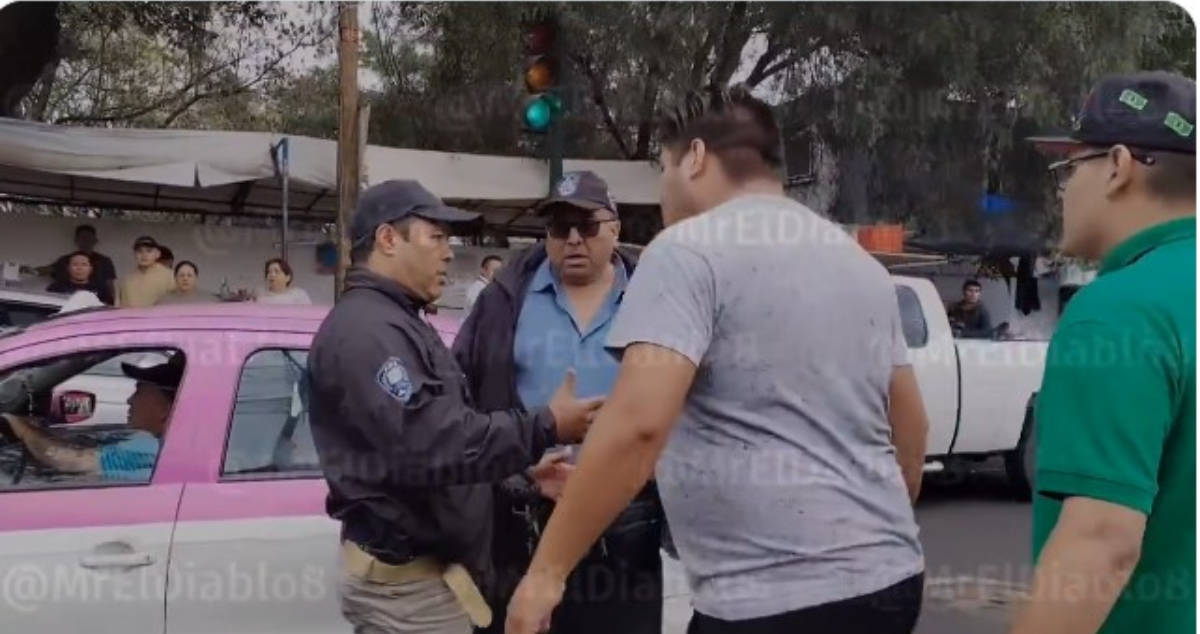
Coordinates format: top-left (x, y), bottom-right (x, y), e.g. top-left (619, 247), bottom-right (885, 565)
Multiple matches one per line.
top-left (0, 117), bottom-right (660, 223)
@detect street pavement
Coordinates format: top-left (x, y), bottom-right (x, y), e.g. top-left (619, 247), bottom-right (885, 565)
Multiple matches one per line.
top-left (661, 461), bottom-right (1031, 633)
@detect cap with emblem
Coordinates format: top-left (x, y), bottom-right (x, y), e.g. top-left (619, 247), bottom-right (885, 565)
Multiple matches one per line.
top-left (534, 170), bottom-right (619, 215)
top-left (1029, 71), bottom-right (1196, 155)
top-left (351, 180), bottom-right (480, 245)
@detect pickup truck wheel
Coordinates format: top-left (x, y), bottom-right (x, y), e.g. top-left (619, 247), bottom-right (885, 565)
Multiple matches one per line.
top-left (1005, 403), bottom-right (1036, 500)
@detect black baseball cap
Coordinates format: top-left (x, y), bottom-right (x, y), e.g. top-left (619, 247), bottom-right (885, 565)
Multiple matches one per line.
top-left (351, 180), bottom-right (480, 245)
top-left (122, 354), bottom-right (184, 394)
top-left (132, 236), bottom-right (160, 250)
top-left (1029, 71), bottom-right (1196, 155)
top-left (534, 171), bottom-right (619, 216)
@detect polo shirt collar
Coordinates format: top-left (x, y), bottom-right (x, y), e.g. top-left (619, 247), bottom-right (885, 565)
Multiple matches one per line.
top-left (1100, 217), bottom-right (1196, 275)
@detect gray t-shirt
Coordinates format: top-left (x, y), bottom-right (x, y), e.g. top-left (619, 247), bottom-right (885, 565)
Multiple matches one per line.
top-left (606, 194), bottom-right (923, 620)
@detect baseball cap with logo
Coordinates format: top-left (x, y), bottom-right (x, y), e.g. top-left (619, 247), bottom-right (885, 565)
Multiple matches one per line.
top-left (534, 171), bottom-right (619, 216)
top-left (351, 180), bottom-right (480, 245)
top-left (1029, 71), bottom-right (1196, 155)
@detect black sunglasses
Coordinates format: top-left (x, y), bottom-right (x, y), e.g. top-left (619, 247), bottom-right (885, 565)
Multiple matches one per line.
top-left (546, 218), bottom-right (617, 239)
top-left (1047, 147), bottom-right (1157, 191)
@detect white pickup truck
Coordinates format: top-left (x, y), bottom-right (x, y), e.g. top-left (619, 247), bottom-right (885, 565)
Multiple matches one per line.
top-left (893, 275), bottom-right (1048, 494)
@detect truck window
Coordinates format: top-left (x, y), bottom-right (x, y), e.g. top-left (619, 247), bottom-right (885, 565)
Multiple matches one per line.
top-left (894, 285), bottom-right (929, 348)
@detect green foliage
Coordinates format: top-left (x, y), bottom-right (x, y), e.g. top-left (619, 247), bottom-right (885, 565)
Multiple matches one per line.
top-left (4, 1), bottom-right (1194, 241)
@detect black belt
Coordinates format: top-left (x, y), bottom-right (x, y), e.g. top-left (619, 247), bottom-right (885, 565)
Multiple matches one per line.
top-left (341, 517), bottom-right (418, 566)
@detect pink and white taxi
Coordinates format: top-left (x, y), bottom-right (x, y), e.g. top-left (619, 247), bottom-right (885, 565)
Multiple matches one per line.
top-left (0, 303), bottom-right (459, 633)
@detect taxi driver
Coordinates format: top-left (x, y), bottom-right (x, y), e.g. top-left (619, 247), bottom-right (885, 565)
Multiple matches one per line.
top-left (0, 356), bottom-right (182, 481)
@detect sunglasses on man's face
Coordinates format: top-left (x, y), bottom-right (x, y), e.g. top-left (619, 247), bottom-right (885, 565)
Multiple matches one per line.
top-left (545, 217), bottom-right (617, 240)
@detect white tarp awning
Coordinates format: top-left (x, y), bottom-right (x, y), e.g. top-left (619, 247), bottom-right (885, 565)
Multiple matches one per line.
top-left (0, 117), bottom-right (660, 222)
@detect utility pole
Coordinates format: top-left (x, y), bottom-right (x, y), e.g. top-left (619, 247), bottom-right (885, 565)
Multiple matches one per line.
top-left (335, 3), bottom-right (360, 300)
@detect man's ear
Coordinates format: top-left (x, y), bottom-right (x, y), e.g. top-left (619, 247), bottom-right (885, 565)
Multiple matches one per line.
top-left (1104, 145), bottom-right (1136, 198)
top-left (686, 138), bottom-right (707, 180)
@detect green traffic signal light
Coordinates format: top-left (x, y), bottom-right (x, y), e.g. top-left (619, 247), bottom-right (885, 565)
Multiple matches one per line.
top-left (524, 97), bottom-right (552, 132)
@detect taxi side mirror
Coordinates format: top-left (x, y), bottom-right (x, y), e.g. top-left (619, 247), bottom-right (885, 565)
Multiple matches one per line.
top-left (53, 390), bottom-right (97, 424)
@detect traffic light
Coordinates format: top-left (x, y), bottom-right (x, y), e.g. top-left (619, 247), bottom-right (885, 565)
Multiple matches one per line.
top-left (521, 18), bottom-right (560, 133)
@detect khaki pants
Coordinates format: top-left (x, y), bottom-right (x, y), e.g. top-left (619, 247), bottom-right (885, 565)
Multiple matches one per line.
top-left (340, 570), bottom-right (472, 634)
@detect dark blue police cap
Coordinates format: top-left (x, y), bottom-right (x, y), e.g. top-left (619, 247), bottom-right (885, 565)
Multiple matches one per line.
top-left (352, 180), bottom-right (480, 245)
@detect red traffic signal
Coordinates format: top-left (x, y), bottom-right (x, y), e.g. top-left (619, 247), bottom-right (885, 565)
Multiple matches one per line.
top-left (524, 22), bottom-right (555, 55)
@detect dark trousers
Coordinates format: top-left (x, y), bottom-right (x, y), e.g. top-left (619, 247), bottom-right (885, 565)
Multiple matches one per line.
top-left (551, 548), bottom-right (663, 634)
top-left (476, 528), bottom-right (664, 634)
top-left (687, 573), bottom-right (923, 634)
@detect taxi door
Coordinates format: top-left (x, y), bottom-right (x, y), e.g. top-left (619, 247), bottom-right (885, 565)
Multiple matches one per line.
top-left (166, 335), bottom-right (347, 634)
top-left (0, 333), bottom-right (199, 634)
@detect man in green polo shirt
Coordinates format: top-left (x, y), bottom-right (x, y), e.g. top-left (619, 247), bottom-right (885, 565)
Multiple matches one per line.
top-left (1012, 71), bottom-right (1195, 634)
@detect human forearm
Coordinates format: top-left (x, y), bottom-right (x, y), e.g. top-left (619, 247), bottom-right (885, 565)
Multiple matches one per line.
top-left (4, 414), bottom-right (98, 473)
top-left (526, 397), bottom-right (666, 581)
top-left (888, 366), bottom-right (928, 503)
top-left (1011, 498), bottom-right (1145, 634)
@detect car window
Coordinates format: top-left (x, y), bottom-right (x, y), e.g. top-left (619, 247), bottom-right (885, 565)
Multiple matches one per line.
top-left (222, 349), bottom-right (318, 479)
top-left (894, 285), bottom-right (929, 348)
top-left (0, 300), bottom-right (58, 329)
top-left (0, 348), bottom-right (183, 492)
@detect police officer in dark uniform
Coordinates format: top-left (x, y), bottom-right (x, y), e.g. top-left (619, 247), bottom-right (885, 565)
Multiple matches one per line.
top-left (308, 180), bottom-right (602, 634)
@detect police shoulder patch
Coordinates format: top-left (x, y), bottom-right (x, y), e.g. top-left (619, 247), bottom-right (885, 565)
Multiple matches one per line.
top-left (376, 357), bottom-right (414, 403)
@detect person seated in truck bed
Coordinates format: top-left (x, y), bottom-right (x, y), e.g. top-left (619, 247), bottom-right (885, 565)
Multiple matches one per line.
top-left (946, 279), bottom-right (993, 338)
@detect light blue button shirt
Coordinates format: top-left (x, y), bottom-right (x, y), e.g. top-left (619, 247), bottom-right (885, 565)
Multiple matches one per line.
top-left (514, 258), bottom-right (628, 409)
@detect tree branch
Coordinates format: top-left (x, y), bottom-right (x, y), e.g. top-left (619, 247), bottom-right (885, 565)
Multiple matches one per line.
top-left (710, 2), bottom-right (751, 87)
top-left (746, 47), bottom-right (798, 88)
top-left (54, 60), bottom-right (233, 124)
top-left (26, 57), bottom-right (61, 121)
top-left (570, 52), bottom-right (633, 159)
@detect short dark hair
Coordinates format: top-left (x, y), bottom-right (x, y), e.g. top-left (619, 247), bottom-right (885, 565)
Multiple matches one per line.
top-left (963, 279), bottom-right (982, 291)
top-left (264, 257), bottom-right (293, 285)
top-left (1143, 150), bottom-right (1195, 201)
top-left (350, 218), bottom-right (416, 264)
top-left (75, 224), bottom-right (97, 237)
top-left (174, 260), bottom-right (198, 276)
top-left (66, 251), bottom-right (92, 266)
top-left (157, 246), bottom-right (174, 262)
top-left (657, 84), bottom-right (783, 182)
top-left (481, 255), bottom-right (502, 269)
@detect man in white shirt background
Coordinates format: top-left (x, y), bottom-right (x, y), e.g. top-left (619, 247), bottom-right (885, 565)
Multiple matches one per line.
top-left (465, 254), bottom-right (503, 310)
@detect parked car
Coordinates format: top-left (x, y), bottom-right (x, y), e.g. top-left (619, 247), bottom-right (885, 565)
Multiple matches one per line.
top-left (0, 287), bottom-right (67, 331)
top-left (894, 275), bottom-right (1048, 493)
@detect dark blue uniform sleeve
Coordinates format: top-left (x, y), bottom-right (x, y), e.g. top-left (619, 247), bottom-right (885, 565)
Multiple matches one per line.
top-left (320, 321), bottom-right (557, 488)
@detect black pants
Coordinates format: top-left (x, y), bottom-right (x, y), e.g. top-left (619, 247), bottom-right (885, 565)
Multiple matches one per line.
top-left (551, 547), bottom-right (663, 634)
top-left (477, 527), bottom-right (664, 634)
top-left (687, 573), bottom-right (923, 634)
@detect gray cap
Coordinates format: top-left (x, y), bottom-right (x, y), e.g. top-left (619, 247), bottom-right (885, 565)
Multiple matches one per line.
top-left (352, 180), bottom-right (480, 244)
top-left (534, 171), bottom-right (619, 215)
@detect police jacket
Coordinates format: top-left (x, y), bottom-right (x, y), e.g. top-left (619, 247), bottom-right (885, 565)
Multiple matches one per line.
top-left (452, 244), bottom-right (663, 558)
top-left (308, 267), bottom-right (558, 577)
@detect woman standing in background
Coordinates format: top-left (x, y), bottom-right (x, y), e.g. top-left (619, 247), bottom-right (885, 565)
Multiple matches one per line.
top-left (157, 261), bottom-right (217, 305)
top-left (254, 258), bottom-right (312, 305)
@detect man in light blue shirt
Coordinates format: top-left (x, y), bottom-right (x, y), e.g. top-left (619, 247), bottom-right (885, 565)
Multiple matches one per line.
top-left (454, 171), bottom-right (663, 634)
top-left (2, 354), bottom-right (182, 482)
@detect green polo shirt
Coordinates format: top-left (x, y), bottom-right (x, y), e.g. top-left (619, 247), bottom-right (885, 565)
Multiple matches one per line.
top-left (1033, 217), bottom-right (1196, 634)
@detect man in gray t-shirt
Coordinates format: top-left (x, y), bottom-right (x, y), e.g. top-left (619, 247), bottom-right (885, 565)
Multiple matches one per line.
top-left (506, 86), bottom-right (930, 634)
